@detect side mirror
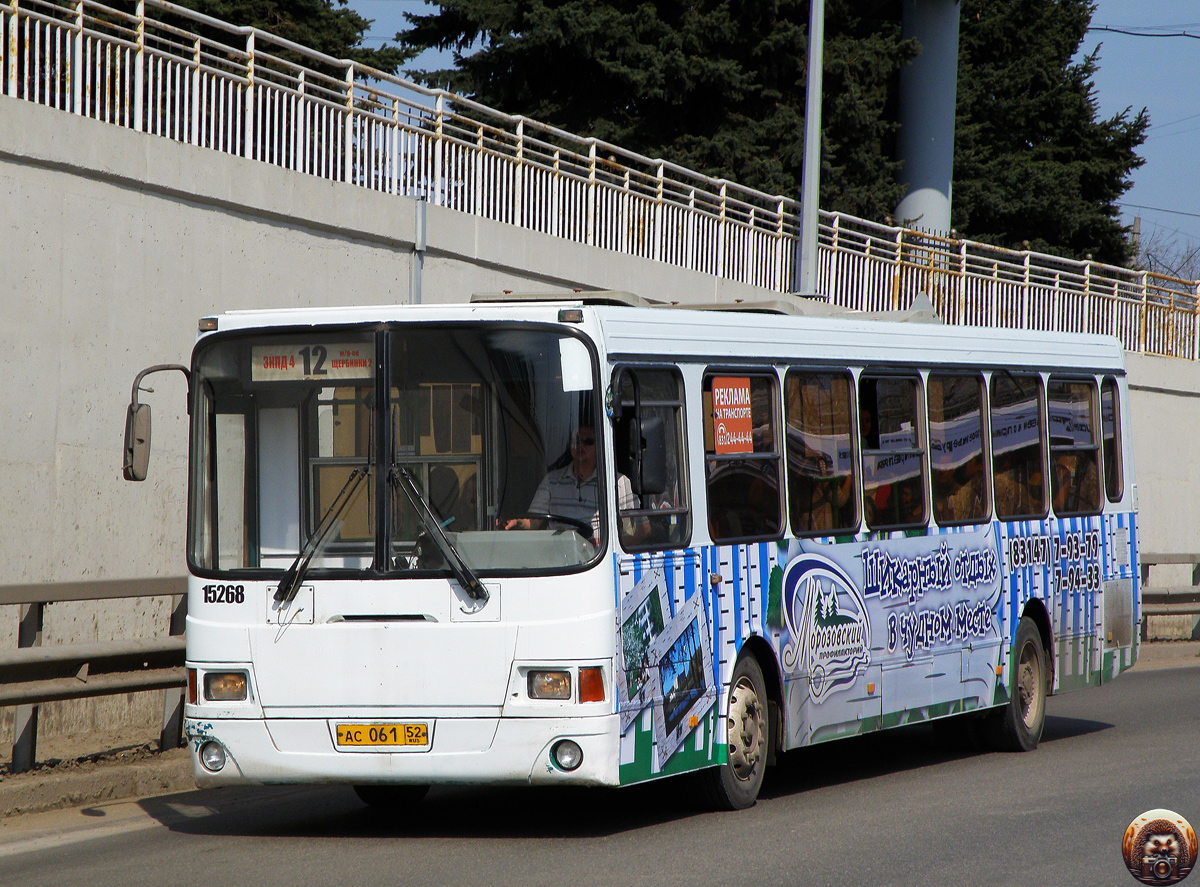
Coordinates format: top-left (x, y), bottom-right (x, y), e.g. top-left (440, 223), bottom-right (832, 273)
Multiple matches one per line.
top-left (123, 402), bottom-right (152, 481)
top-left (122, 363), bottom-right (190, 481)
top-left (629, 415), bottom-right (668, 496)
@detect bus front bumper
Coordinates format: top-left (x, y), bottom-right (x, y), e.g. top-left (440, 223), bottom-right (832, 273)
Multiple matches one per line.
top-left (183, 715), bottom-right (620, 788)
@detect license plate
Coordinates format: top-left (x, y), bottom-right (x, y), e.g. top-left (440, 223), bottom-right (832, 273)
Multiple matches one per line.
top-left (335, 723), bottom-right (429, 748)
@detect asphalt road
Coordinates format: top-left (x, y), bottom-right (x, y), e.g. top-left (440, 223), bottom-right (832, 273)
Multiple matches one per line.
top-left (1, 665), bottom-right (1196, 887)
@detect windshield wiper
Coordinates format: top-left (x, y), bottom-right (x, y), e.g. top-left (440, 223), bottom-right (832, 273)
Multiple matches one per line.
top-left (274, 465), bottom-right (370, 606)
top-left (389, 466), bottom-right (489, 602)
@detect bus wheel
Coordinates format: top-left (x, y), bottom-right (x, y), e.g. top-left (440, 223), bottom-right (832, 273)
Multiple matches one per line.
top-left (352, 784), bottom-right (430, 809)
top-left (986, 616), bottom-right (1047, 752)
top-left (701, 655), bottom-right (768, 810)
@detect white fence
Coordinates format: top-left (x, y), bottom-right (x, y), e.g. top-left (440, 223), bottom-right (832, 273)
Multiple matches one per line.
top-left (5, 0), bottom-right (1199, 357)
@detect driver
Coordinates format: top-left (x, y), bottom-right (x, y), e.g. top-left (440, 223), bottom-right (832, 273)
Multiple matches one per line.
top-left (504, 425), bottom-right (637, 539)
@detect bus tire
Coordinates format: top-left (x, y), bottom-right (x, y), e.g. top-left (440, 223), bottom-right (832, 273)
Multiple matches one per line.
top-left (352, 783), bottom-right (430, 809)
top-left (700, 654), bottom-right (769, 810)
top-left (985, 616), bottom-right (1047, 752)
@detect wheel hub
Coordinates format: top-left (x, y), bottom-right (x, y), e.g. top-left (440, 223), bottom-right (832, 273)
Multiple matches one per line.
top-left (727, 675), bottom-right (767, 782)
top-left (1016, 642), bottom-right (1043, 729)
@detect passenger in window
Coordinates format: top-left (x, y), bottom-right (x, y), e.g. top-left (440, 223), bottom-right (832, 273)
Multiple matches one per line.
top-left (946, 460), bottom-right (986, 522)
top-left (503, 425), bottom-right (641, 541)
top-left (1053, 452), bottom-right (1099, 513)
top-left (896, 482), bottom-right (922, 525)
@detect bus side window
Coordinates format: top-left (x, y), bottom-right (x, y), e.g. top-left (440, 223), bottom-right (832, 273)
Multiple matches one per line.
top-left (1048, 376), bottom-right (1101, 516)
top-left (859, 375), bottom-right (926, 530)
top-left (1101, 376), bottom-right (1123, 502)
top-left (929, 373), bottom-right (989, 526)
top-left (703, 372), bottom-right (783, 542)
top-left (785, 370), bottom-right (858, 535)
top-left (613, 368), bottom-right (691, 549)
top-left (991, 373), bottom-right (1047, 520)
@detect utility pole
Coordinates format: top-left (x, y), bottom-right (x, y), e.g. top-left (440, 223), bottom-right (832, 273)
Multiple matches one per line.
top-left (796, 0), bottom-right (825, 295)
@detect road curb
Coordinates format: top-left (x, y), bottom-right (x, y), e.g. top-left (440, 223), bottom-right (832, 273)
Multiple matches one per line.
top-left (0, 749), bottom-right (193, 819)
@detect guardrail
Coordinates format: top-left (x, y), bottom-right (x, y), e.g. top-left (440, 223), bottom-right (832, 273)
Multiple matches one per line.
top-left (1139, 553), bottom-right (1200, 641)
top-left (4, 0), bottom-right (1200, 357)
top-left (1, 577), bottom-right (186, 773)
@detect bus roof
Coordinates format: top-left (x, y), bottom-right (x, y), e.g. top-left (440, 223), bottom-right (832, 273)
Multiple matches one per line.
top-left (204, 292), bottom-right (1126, 374)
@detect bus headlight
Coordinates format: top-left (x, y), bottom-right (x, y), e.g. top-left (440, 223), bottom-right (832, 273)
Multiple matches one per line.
top-left (551, 739), bottom-right (583, 771)
top-left (528, 670), bottom-right (571, 700)
top-left (204, 671), bottom-right (248, 701)
top-left (199, 741), bottom-right (227, 772)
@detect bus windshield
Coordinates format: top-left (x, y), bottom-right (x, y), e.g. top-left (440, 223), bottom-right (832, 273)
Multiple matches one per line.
top-left (189, 325), bottom-right (603, 576)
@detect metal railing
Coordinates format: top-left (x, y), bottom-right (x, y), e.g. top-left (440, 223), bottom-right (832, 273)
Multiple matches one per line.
top-left (1140, 553), bottom-right (1200, 642)
top-left (1, 577), bottom-right (186, 773)
top-left (4, 0), bottom-right (1200, 356)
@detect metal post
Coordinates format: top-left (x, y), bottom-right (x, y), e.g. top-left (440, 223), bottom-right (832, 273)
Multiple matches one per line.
top-left (796, 0), bottom-right (824, 294)
top-left (7, 0), bottom-right (19, 98)
top-left (134, 0), bottom-right (144, 132)
top-left (11, 602), bottom-right (45, 773)
top-left (586, 141), bottom-right (597, 247)
top-left (72, 0), bottom-right (83, 114)
top-left (514, 118), bottom-right (524, 225)
top-left (1022, 251), bottom-right (1031, 329)
top-left (343, 64), bottom-right (354, 184)
top-left (158, 593), bottom-right (187, 749)
top-left (717, 181), bottom-right (728, 278)
top-left (245, 31), bottom-right (255, 161)
top-left (654, 162), bottom-right (664, 263)
top-left (432, 93), bottom-right (444, 206)
top-left (190, 34), bottom-right (200, 146)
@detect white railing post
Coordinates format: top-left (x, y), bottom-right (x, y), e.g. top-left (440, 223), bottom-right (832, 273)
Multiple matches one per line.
top-left (1193, 281), bottom-right (1200, 361)
top-left (1082, 260), bottom-right (1091, 334)
top-left (745, 206), bottom-right (756, 285)
top-left (5, 0), bottom-right (16, 98)
top-left (514, 118), bottom-right (524, 226)
top-left (432, 92), bottom-right (444, 206)
top-left (686, 187), bottom-right (696, 272)
top-left (717, 182), bottom-right (727, 279)
top-left (244, 30), bottom-right (255, 160)
top-left (957, 238), bottom-right (967, 323)
top-left (775, 198), bottom-right (785, 291)
top-left (297, 69), bottom-right (307, 172)
top-left (826, 212), bottom-right (840, 300)
top-left (472, 122), bottom-right (483, 218)
top-left (553, 147), bottom-right (562, 239)
top-left (1021, 251), bottom-right (1031, 329)
top-left (586, 141), bottom-right (597, 247)
top-left (343, 64), bottom-right (354, 183)
top-left (133, 1), bottom-right (144, 132)
top-left (190, 33), bottom-right (200, 146)
top-left (389, 97), bottom-right (399, 194)
top-left (653, 162), bottom-right (663, 263)
top-left (621, 168), bottom-right (631, 254)
top-left (891, 227), bottom-right (903, 311)
top-left (72, 0), bottom-right (83, 114)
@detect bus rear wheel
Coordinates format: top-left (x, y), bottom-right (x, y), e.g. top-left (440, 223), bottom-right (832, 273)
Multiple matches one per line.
top-left (700, 655), bottom-right (768, 810)
top-left (352, 783), bottom-right (430, 809)
top-left (985, 616), bottom-right (1047, 751)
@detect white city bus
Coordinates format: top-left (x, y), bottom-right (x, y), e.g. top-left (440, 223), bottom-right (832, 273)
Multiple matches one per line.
top-left (125, 291), bottom-right (1139, 809)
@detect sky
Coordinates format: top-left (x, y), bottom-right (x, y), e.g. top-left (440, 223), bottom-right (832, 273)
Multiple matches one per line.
top-left (346, 0), bottom-right (1200, 266)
